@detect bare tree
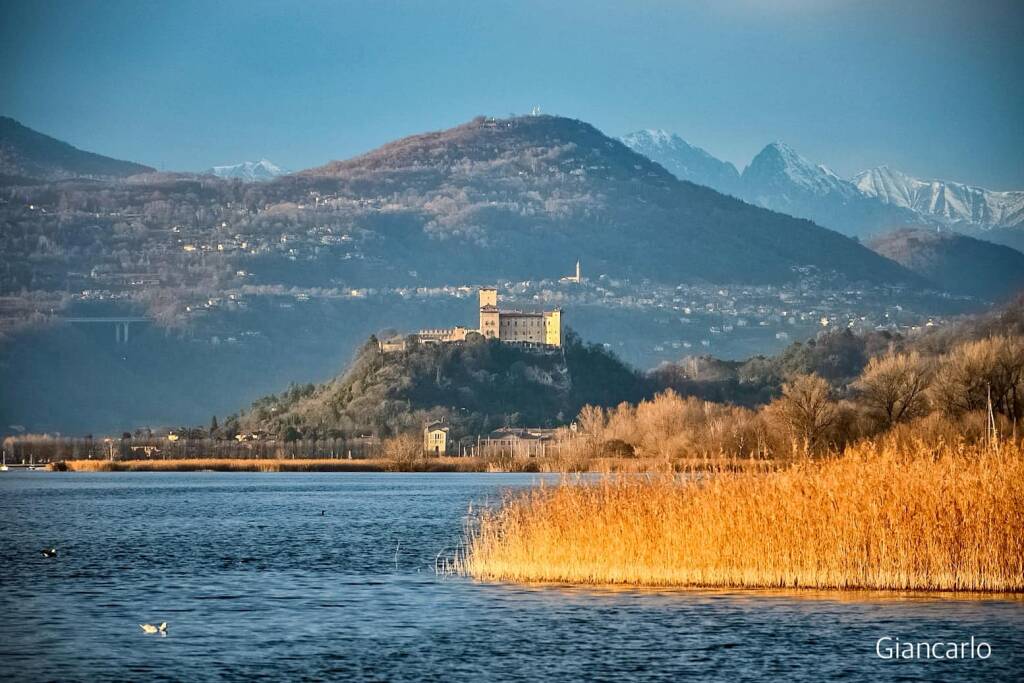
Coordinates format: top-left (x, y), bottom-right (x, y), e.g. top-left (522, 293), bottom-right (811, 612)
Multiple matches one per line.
top-left (854, 351), bottom-right (933, 429)
top-left (931, 336), bottom-right (1024, 421)
top-left (766, 374), bottom-right (838, 455)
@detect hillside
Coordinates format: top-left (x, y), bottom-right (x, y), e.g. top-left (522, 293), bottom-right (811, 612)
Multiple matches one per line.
top-left (239, 332), bottom-right (648, 439)
top-left (0, 116), bottom-right (154, 182)
top-left (868, 227), bottom-right (1024, 301)
top-left (236, 295), bottom-right (1024, 441)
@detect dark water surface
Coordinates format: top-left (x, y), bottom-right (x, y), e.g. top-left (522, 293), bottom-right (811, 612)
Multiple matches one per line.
top-left (1, 472), bottom-right (1021, 681)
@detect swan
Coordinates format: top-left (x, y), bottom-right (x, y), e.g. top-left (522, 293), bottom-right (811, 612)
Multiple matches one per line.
top-left (140, 622), bottom-right (168, 634)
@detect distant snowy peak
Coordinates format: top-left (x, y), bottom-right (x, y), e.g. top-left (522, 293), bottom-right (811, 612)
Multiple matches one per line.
top-left (620, 129), bottom-right (739, 195)
top-left (206, 158), bottom-right (288, 182)
top-left (854, 166), bottom-right (1024, 230)
top-left (743, 142), bottom-right (857, 199)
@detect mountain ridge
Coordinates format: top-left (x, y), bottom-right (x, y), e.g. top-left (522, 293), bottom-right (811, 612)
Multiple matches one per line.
top-left (855, 165), bottom-right (1024, 232)
top-left (206, 158), bottom-right (288, 182)
top-left (622, 129), bottom-right (1023, 240)
top-left (0, 116), bottom-right (155, 181)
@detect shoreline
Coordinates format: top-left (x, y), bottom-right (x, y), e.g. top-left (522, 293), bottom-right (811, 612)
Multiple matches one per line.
top-left (45, 457), bottom-right (778, 473)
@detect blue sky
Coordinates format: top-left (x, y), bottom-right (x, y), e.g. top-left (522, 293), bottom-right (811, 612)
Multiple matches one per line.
top-left (2, 0), bottom-right (1022, 188)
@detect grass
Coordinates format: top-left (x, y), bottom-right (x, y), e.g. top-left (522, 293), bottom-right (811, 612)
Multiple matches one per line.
top-left (55, 457), bottom-right (489, 472)
top-left (461, 439), bottom-right (1024, 592)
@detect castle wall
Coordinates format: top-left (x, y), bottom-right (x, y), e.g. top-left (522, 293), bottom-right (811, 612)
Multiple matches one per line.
top-left (544, 310), bottom-right (561, 346)
top-left (498, 313), bottom-right (547, 344)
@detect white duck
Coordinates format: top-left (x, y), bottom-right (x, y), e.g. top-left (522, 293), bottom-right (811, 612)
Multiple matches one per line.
top-left (140, 622), bottom-right (168, 635)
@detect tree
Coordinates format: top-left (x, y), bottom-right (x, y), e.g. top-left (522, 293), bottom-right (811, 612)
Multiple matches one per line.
top-left (931, 336), bottom-right (1024, 420)
top-left (854, 351), bottom-right (932, 429)
top-left (766, 374), bottom-right (838, 455)
top-left (210, 415), bottom-right (219, 435)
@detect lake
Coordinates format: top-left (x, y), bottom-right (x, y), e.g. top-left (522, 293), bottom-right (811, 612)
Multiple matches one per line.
top-left (1, 472), bottom-right (1022, 681)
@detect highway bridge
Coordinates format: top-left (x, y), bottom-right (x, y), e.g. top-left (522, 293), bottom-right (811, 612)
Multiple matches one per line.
top-left (60, 316), bottom-right (151, 344)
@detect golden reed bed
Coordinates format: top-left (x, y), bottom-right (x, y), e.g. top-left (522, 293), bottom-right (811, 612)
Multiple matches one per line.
top-left (462, 441), bottom-right (1024, 592)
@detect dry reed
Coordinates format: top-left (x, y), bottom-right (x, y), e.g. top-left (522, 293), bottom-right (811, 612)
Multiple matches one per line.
top-left (463, 439), bottom-right (1024, 592)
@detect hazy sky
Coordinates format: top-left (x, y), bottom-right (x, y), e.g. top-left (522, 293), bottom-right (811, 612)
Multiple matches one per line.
top-left (3, 0), bottom-right (1022, 188)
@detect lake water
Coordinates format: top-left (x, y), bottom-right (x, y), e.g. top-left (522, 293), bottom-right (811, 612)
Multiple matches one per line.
top-left (1, 472), bottom-right (1022, 681)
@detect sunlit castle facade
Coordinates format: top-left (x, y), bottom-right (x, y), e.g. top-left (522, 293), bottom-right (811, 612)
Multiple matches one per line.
top-left (477, 288), bottom-right (561, 347)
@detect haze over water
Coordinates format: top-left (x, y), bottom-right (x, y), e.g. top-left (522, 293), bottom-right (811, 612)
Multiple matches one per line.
top-left (1, 472), bottom-right (1021, 681)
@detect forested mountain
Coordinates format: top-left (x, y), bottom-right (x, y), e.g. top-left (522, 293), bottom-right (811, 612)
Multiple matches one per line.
top-left (1, 114), bottom-right (921, 305)
top-left (284, 115), bottom-right (916, 285)
top-left (0, 116), bottom-right (154, 182)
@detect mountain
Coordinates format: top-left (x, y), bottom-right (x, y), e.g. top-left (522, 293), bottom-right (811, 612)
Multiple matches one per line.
top-left (288, 115), bottom-right (917, 285)
top-left (868, 227), bottom-right (1024, 301)
top-left (206, 158), bottom-right (288, 182)
top-left (239, 332), bottom-right (648, 439)
top-left (737, 142), bottom-right (919, 238)
top-left (620, 129), bottom-right (740, 195)
top-left (854, 166), bottom-right (1024, 234)
top-left (621, 128), bottom-right (1024, 243)
top-left (0, 116), bottom-right (154, 182)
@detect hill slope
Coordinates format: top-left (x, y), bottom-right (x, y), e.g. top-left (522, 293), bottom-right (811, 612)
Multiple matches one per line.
top-left (284, 115), bottom-right (917, 285)
top-left (868, 227), bottom-right (1024, 301)
top-left (240, 332), bottom-right (648, 439)
top-left (0, 116), bottom-right (154, 182)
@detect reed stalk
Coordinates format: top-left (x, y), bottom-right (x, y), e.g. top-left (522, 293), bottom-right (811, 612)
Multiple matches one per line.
top-left (462, 439), bottom-right (1024, 592)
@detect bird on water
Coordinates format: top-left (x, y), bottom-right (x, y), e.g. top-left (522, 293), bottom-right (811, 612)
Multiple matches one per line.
top-left (140, 622), bottom-right (168, 635)
top-left (41, 547), bottom-right (57, 558)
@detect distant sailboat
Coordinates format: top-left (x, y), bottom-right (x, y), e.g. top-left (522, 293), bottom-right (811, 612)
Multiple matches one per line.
top-left (1, 451), bottom-right (8, 472)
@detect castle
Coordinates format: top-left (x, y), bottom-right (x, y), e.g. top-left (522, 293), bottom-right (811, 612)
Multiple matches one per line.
top-left (380, 288), bottom-right (562, 351)
top-left (477, 287), bottom-right (561, 346)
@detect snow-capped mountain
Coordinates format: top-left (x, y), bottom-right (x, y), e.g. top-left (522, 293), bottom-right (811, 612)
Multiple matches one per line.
top-left (620, 129), bottom-right (739, 195)
top-left (738, 143), bottom-right (918, 237)
top-left (205, 158), bottom-right (288, 182)
top-left (740, 142), bottom-right (859, 204)
top-left (624, 128), bottom-right (1024, 242)
top-left (854, 166), bottom-right (1024, 232)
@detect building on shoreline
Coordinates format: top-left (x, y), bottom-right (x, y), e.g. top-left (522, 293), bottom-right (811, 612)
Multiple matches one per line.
top-left (423, 420), bottom-right (451, 456)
